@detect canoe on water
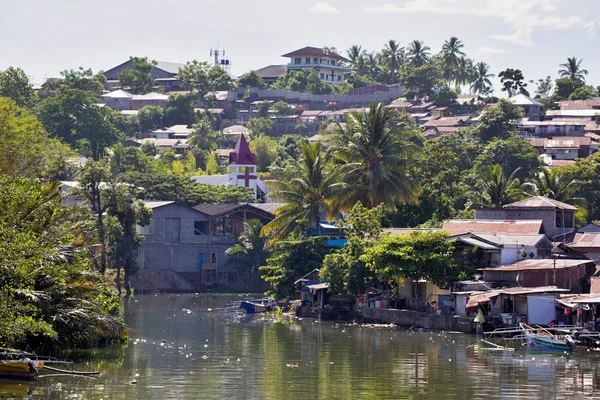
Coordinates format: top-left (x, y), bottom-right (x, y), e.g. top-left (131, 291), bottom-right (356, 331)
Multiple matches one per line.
top-left (0, 360), bottom-right (44, 380)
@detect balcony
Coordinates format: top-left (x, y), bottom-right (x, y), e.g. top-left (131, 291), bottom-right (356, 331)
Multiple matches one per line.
top-left (287, 62), bottom-right (351, 72)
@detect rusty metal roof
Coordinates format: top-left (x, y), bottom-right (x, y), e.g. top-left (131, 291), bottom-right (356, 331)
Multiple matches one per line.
top-left (504, 196), bottom-right (578, 211)
top-left (442, 220), bottom-right (544, 235)
top-left (193, 203), bottom-right (243, 216)
top-left (480, 259), bottom-right (593, 271)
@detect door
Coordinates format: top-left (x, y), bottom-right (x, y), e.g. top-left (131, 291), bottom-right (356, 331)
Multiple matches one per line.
top-left (527, 295), bottom-right (556, 325)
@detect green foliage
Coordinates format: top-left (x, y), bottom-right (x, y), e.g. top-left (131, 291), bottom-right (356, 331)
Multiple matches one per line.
top-left (61, 67), bottom-right (105, 96)
top-left (271, 69), bottom-right (334, 95)
top-left (474, 164), bottom-right (524, 208)
top-left (0, 176), bottom-right (127, 350)
top-left (250, 135), bottom-right (278, 172)
top-left (165, 93), bottom-right (197, 126)
top-left (0, 98), bottom-right (75, 180)
top-left (226, 219), bottom-right (270, 284)
top-left (0, 66), bottom-right (36, 108)
top-left (569, 85), bottom-right (597, 100)
top-left (471, 99), bottom-right (523, 142)
top-left (558, 57), bottom-right (588, 86)
top-left (400, 63), bottom-right (445, 99)
top-left (498, 68), bottom-right (528, 97)
top-left (523, 167), bottom-right (582, 204)
top-left (237, 70), bottom-right (267, 89)
top-left (35, 88), bottom-right (122, 159)
top-left (260, 236), bottom-right (332, 299)
top-left (557, 154), bottom-right (600, 222)
top-left (433, 85), bottom-right (458, 106)
top-left (118, 57), bottom-right (157, 94)
top-left (137, 106), bottom-right (164, 131)
top-left (247, 117), bottom-right (273, 137)
top-left (362, 230), bottom-right (457, 288)
top-left (472, 134), bottom-right (541, 181)
top-left (255, 101), bottom-right (271, 118)
top-left (177, 60), bottom-right (211, 92)
top-left (321, 202), bottom-right (384, 295)
top-left (270, 100), bottom-right (294, 116)
top-left (553, 77), bottom-right (578, 100)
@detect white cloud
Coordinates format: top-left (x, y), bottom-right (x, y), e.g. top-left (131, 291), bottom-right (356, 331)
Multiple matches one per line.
top-left (309, 2), bottom-right (340, 14)
top-left (361, 0), bottom-right (595, 45)
top-left (477, 46), bottom-right (507, 55)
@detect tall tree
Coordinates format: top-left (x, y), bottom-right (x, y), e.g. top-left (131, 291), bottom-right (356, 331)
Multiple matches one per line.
top-left (237, 70), bottom-right (267, 89)
top-left (498, 68), bottom-right (529, 97)
top-left (261, 142), bottom-right (344, 241)
top-left (454, 58), bottom-right (475, 87)
top-left (118, 57), bottom-right (156, 94)
top-left (380, 40), bottom-right (404, 84)
top-left (333, 102), bottom-right (422, 208)
top-left (61, 67), bottom-right (106, 96)
top-left (523, 167), bottom-right (582, 203)
top-left (558, 57), bottom-right (588, 86)
top-left (476, 164), bottom-right (523, 208)
top-left (470, 62), bottom-right (494, 94)
top-left (0, 66), bottom-right (36, 108)
top-left (407, 40), bottom-right (431, 67)
top-left (346, 45), bottom-right (366, 69)
top-left (441, 36), bottom-right (466, 81)
top-left (225, 219), bottom-right (269, 284)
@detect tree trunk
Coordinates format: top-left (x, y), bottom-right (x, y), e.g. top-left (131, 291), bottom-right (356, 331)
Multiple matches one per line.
top-left (124, 269), bottom-right (131, 296)
top-left (97, 212), bottom-right (107, 274)
top-left (116, 266), bottom-right (122, 296)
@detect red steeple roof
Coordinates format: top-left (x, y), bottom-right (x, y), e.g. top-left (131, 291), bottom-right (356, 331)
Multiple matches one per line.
top-left (229, 134), bottom-right (256, 165)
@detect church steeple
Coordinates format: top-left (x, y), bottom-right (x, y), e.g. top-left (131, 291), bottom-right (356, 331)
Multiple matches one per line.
top-left (229, 134), bottom-right (256, 166)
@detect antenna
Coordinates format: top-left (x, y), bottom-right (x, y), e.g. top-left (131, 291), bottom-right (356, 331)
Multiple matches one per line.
top-left (209, 43), bottom-right (232, 73)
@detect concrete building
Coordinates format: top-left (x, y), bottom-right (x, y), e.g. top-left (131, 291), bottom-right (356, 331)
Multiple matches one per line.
top-left (528, 136), bottom-right (596, 161)
top-left (519, 121), bottom-right (586, 138)
top-left (282, 46), bottom-right (351, 84)
top-left (103, 59), bottom-right (184, 92)
top-left (509, 93), bottom-right (543, 121)
top-left (474, 196), bottom-right (578, 240)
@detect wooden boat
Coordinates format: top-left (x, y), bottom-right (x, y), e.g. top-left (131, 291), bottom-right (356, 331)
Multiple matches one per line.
top-left (521, 323), bottom-right (576, 352)
top-left (240, 297), bottom-right (275, 314)
top-left (0, 359), bottom-right (44, 380)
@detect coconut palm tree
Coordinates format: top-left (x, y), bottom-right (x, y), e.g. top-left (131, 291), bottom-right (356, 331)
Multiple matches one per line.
top-left (559, 57), bottom-right (588, 85)
top-left (454, 57), bottom-right (475, 88)
top-left (332, 102), bottom-right (422, 209)
top-left (226, 219), bottom-right (269, 283)
top-left (470, 62), bottom-right (494, 94)
top-left (476, 164), bottom-right (524, 208)
top-left (366, 52), bottom-right (382, 81)
top-left (380, 40), bottom-right (404, 84)
top-left (261, 142), bottom-right (345, 241)
top-left (407, 40), bottom-right (431, 67)
top-left (441, 36), bottom-right (466, 81)
top-left (346, 45), bottom-right (366, 68)
top-left (523, 167), bottom-right (582, 204)
top-left (189, 119), bottom-right (217, 151)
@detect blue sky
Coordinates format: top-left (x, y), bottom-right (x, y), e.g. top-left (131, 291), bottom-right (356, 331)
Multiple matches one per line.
top-left (1, 0), bottom-right (599, 95)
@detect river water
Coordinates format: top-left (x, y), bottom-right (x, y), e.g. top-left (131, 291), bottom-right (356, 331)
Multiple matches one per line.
top-left (3, 294), bottom-right (600, 399)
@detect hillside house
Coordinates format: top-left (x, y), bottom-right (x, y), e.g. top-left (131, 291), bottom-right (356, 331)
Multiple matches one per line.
top-left (282, 46), bottom-right (351, 84)
top-left (528, 136), bottom-right (596, 161)
top-left (509, 94), bottom-right (543, 121)
top-left (103, 60), bottom-right (184, 92)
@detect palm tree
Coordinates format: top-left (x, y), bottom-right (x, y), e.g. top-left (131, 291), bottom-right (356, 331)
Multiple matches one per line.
top-left (380, 40), bottom-right (404, 84)
top-left (189, 119), bottom-right (217, 151)
top-left (347, 45), bottom-right (366, 68)
top-left (559, 57), bottom-right (588, 85)
top-left (332, 102), bottom-right (422, 209)
top-left (226, 219), bottom-right (269, 283)
top-left (470, 62), bottom-right (494, 94)
top-left (407, 40), bottom-right (431, 67)
top-left (441, 37), bottom-right (466, 81)
top-left (454, 58), bottom-right (475, 88)
top-left (261, 142), bottom-right (345, 241)
top-left (523, 167), bottom-right (582, 204)
top-left (366, 52), bottom-right (382, 81)
top-left (477, 164), bottom-right (523, 208)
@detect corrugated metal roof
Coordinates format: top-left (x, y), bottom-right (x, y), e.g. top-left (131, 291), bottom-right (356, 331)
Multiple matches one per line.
top-left (473, 234), bottom-right (546, 246)
top-left (423, 116), bottom-right (470, 127)
top-left (193, 203), bottom-right (243, 216)
top-left (383, 228), bottom-right (441, 236)
top-left (509, 93), bottom-right (543, 106)
top-left (144, 201), bottom-right (175, 209)
top-left (504, 196), bottom-right (578, 211)
top-left (248, 203), bottom-right (286, 215)
top-left (568, 232), bottom-right (600, 247)
top-left (256, 64), bottom-right (288, 78)
top-left (442, 220), bottom-right (544, 235)
top-left (455, 237), bottom-right (500, 250)
top-left (480, 259), bottom-right (593, 271)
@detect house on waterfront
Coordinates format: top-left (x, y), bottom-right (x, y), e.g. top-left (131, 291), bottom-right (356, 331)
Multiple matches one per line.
top-left (192, 134), bottom-right (269, 200)
top-left (282, 46), bottom-right (351, 84)
top-left (136, 201), bottom-right (276, 284)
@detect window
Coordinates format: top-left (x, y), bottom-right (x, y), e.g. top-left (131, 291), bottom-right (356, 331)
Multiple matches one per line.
top-left (210, 253), bottom-right (217, 263)
top-left (228, 166), bottom-right (236, 173)
top-left (331, 60), bottom-right (336, 66)
top-left (294, 58), bottom-right (301, 65)
top-left (337, 75), bottom-right (341, 81)
top-left (313, 57), bottom-right (318, 64)
top-left (305, 57), bottom-right (311, 64)
top-left (320, 73), bottom-right (325, 79)
top-left (194, 221), bottom-right (207, 236)
top-left (539, 126), bottom-right (548, 135)
top-left (524, 107), bottom-right (530, 115)
top-left (240, 166), bottom-right (255, 173)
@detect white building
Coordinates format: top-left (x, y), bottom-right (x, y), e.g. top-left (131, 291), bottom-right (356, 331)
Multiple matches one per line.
top-left (282, 46), bottom-right (351, 84)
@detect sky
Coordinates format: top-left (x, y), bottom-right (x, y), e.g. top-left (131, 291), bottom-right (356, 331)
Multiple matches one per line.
top-left (1, 0), bottom-right (599, 94)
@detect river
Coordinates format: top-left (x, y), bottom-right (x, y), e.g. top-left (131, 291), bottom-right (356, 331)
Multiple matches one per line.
top-left (3, 294), bottom-right (600, 399)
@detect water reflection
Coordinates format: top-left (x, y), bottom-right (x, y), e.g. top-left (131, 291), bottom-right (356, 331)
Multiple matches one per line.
top-left (2, 294), bottom-right (600, 399)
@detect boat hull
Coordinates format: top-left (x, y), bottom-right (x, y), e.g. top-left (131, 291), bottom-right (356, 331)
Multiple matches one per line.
top-left (240, 301), bottom-right (269, 314)
top-left (525, 332), bottom-right (574, 352)
top-left (0, 362), bottom-right (44, 380)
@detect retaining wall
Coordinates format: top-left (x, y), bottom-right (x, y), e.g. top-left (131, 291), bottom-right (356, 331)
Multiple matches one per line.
top-left (360, 307), bottom-right (477, 334)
